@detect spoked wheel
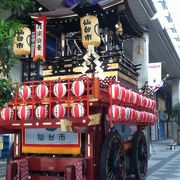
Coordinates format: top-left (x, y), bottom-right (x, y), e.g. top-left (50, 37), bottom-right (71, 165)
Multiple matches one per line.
top-left (132, 131), bottom-right (148, 180)
top-left (100, 130), bottom-right (125, 180)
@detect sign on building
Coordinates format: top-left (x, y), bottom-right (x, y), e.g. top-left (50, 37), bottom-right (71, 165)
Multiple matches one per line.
top-left (148, 62), bottom-right (162, 87)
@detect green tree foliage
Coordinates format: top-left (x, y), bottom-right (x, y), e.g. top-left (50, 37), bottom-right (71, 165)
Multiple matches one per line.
top-left (0, 0), bottom-right (31, 16)
top-left (0, 0), bottom-right (32, 107)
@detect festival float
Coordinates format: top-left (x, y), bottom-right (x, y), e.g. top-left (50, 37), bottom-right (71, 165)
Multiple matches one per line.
top-left (1, 0), bottom-right (159, 179)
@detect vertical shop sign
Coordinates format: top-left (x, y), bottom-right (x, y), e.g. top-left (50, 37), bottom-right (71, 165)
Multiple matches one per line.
top-left (33, 16), bottom-right (46, 62)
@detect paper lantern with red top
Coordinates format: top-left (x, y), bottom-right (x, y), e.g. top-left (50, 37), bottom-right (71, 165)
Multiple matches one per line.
top-left (128, 90), bottom-right (134, 104)
top-left (19, 85), bottom-right (31, 100)
top-left (143, 97), bottom-right (148, 108)
top-left (152, 115), bottom-right (157, 123)
top-left (150, 114), bottom-right (154, 123)
top-left (36, 84), bottom-right (48, 100)
top-left (108, 105), bottom-right (125, 122)
top-left (143, 112), bottom-right (148, 122)
top-left (130, 109), bottom-right (139, 122)
top-left (134, 110), bottom-right (139, 122)
top-left (53, 83), bottom-right (67, 98)
top-left (35, 105), bottom-right (47, 119)
top-left (71, 80), bottom-right (85, 97)
top-left (125, 108), bottom-right (131, 121)
top-left (71, 103), bottom-right (85, 118)
top-left (145, 98), bottom-right (150, 108)
top-left (130, 108), bottom-right (135, 121)
top-left (119, 106), bottom-right (126, 120)
top-left (108, 84), bottom-right (121, 100)
top-left (139, 111), bottom-right (145, 122)
top-left (117, 87), bottom-right (126, 101)
top-left (124, 89), bottom-right (130, 103)
top-left (53, 104), bottom-right (66, 119)
top-left (18, 106), bottom-right (30, 120)
top-left (132, 92), bottom-right (138, 104)
top-left (146, 113), bottom-right (151, 123)
top-left (108, 105), bottom-right (120, 122)
top-left (148, 99), bottom-right (152, 109)
top-left (1, 107), bottom-right (14, 121)
top-left (136, 94), bottom-right (141, 106)
top-left (152, 100), bottom-right (157, 109)
top-left (150, 100), bottom-right (155, 109)
top-left (139, 95), bottom-right (144, 107)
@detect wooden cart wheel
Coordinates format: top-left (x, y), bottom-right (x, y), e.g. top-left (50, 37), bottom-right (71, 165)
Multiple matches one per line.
top-left (132, 131), bottom-right (148, 180)
top-left (100, 130), bottom-right (125, 180)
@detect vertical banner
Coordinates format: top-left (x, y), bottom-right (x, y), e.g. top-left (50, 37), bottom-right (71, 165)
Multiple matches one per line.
top-left (33, 16), bottom-right (46, 62)
top-left (31, 31), bottom-right (35, 58)
top-left (148, 62), bottom-right (162, 87)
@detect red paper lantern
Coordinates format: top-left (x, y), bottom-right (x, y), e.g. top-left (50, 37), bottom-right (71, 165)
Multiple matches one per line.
top-left (136, 94), bottom-right (141, 106)
top-left (1, 107), bottom-right (14, 121)
top-left (143, 112), bottom-right (148, 122)
top-left (53, 104), bottom-right (66, 119)
top-left (125, 108), bottom-right (131, 121)
top-left (108, 84), bottom-right (121, 100)
top-left (18, 106), bottom-right (30, 120)
top-left (35, 105), bottom-right (47, 119)
top-left (53, 83), bottom-right (67, 98)
top-left (36, 84), bottom-right (48, 100)
top-left (132, 92), bottom-right (138, 104)
top-left (118, 87), bottom-right (126, 101)
top-left (152, 100), bottom-right (157, 109)
top-left (147, 113), bottom-right (151, 123)
top-left (152, 115), bottom-right (157, 123)
top-left (19, 85), bottom-right (31, 100)
top-left (150, 114), bottom-right (153, 123)
top-left (120, 106), bottom-right (126, 120)
top-left (128, 90), bottom-right (134, 104)
top-left (134, 110), bottom-right (139, 122)
top-left (139, 95), bottom-right (144, 107)
top-left (108, 105), bottom-right (120, 122)
top-left (71, 103), bottom-right (85, 118)
top-left (108, 105), bottom-right (125, 122)
top-left (143, 97), bottom-right (148, 108)
top-left (71, 80), bottom-right (85, 97)
top-left (148, 99), bottom-right (152, 109)
top-left (145, 98), bottom-right (149, 108)
top-left (139, 111), bottom-right (145, 122)
top-left (130, 108), bottom-right (135, 121)
top-left (124, 89), bottom-right (130, 103)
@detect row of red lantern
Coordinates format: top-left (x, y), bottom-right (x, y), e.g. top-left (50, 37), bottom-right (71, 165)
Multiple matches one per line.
top-left (108, 84), bottom-right (156, 110)
top-left (18, 80), bottom-right (86, 101)
top-left (0, 103), bottom-right (85, 121)
top-left (108, 105), bottom-right (157, 123)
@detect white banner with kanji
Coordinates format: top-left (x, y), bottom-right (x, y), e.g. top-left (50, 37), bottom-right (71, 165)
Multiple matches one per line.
top-left (148, 62), bottom-right (162, 87)
top-left (33, 16), bottom-right (46, 62)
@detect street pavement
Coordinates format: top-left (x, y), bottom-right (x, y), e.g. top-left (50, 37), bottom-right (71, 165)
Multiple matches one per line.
top-left (147, 139), bottom-right (180, 180)
top-left (0, 139), bottom-right (180, 180)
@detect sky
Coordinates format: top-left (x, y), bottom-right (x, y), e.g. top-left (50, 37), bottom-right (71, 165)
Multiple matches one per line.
top-left (166, 0), bottom-right (180, 34)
